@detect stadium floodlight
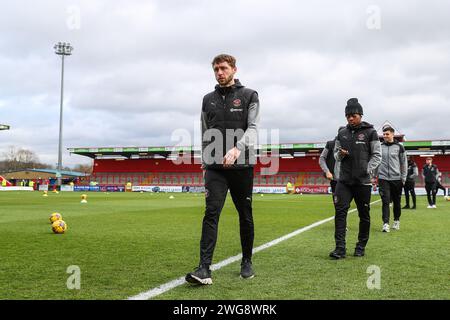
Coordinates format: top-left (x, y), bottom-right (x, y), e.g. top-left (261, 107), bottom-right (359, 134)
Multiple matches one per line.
top-left (0, 124), bottom-right (10, 130)
top-left (54, 42), bottom-right (73, 186)
top-left (54, 42), bottom-right (73, 55)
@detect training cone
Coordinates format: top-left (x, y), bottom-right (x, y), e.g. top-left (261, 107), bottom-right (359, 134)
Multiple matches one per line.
top-left (43, 191), bottom-right (48, 197)
top-left (169, 195), bottom-right (174, 199)
top-left (81, 194), bottom-right (88, 203)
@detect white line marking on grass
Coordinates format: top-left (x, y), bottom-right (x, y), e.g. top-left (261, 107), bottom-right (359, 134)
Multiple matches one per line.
top-left (127, 199), bottom-right (381, 300)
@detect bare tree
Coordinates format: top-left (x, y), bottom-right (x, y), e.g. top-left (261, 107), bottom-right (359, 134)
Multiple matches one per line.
top-left (3, 146), bottom-right (18, 162)
top-left (0, 146), bottom-right (48, 172)
top-left (17, 149), bottom-right (39, 164)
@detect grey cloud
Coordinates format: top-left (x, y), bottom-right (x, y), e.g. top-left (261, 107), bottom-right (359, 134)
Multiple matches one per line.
top-left (1, 0), bottom-right (450, 167)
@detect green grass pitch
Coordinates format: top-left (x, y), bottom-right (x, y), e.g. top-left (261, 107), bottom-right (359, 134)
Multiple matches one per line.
top-left (0, 191), bottom-right (449, 300)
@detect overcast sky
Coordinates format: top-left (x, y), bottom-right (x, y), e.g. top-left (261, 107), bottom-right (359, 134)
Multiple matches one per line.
top-left (1, 0), bottom-right (449, 167)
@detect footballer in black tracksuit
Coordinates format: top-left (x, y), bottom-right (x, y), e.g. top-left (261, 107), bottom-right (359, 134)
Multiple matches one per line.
top-left (198, 79), bottom-right (259, 268)
top-left (330, 98), bottom-right (382, 258)
top-left (403, 158), bottom-right (418, 209)
top-left (423, 162), bottom-right (439, 206)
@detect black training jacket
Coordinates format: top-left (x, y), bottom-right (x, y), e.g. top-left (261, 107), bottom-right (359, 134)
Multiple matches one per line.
top-left (201, 79), bottom-right (259, 170)
top-left (422, 164), bottom-right (439, 184)
top-left (334, 121), bottom-right (382, 185)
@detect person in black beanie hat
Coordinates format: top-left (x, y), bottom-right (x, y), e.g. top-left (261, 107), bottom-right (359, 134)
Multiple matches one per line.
top-left (345, 97), bottom-right (364, 115)
top-left (329, 98), bottom-right (381, 259)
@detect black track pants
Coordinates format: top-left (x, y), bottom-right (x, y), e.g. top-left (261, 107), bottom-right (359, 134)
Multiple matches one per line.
top-left (199, 168), bottom-right (254, 266)
top-left (334, 182), bottom-right (372, 249)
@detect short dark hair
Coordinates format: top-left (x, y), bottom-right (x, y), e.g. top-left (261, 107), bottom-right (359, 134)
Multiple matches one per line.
top-left (382, 125), bottom-right (394, 133)
top-left (211, 54), bottom-right (236, 68)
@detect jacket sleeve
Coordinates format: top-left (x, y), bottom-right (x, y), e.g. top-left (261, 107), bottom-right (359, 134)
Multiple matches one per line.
top-left (319, 143), bottom-right (330, 174)
top-left (201, 99), bottom-right (208, 168)
top-left (334, 137), bottom-right (346, 161)
top-left (236, 92), bottom-right (259, 152)
top-left (400, 145), bottom-right (408, 183)
top-left (367, 130), bottom-right (382, 177)
top-left (412, 166), bottom-right (418, 179)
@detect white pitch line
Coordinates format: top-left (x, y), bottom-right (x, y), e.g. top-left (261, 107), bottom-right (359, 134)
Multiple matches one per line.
top-left (127, 199), bottom-right (381, 300)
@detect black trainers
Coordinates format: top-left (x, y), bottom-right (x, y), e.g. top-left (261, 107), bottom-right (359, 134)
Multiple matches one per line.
top-left (402, 205), bottom-right (410, 209)
top-left (329, 247), bottom-right (346, 259)
top-left (185, 264), bottom-right (212, 285)
top-left (240, 259), bottom-right (254, 279)
top-left (354, 246), bottom-right (365, 257)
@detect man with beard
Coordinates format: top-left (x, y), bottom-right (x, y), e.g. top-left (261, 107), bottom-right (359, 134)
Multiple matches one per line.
top-left (186, 54), bottom-right (259, 285)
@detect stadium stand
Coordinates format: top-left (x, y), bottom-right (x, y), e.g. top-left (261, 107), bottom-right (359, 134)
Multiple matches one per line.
top-left (77, 156), bottom-right (329, 187)
top-left (69, 136), bottom-right (450, 190)
top-left (75, 153), bottom-right (449, 188)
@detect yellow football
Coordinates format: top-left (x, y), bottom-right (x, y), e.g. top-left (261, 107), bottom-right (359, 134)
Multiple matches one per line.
top-left (52, 220), bottom-right (68, 234)
top-left (49, 212), bottom-right (62, 224)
